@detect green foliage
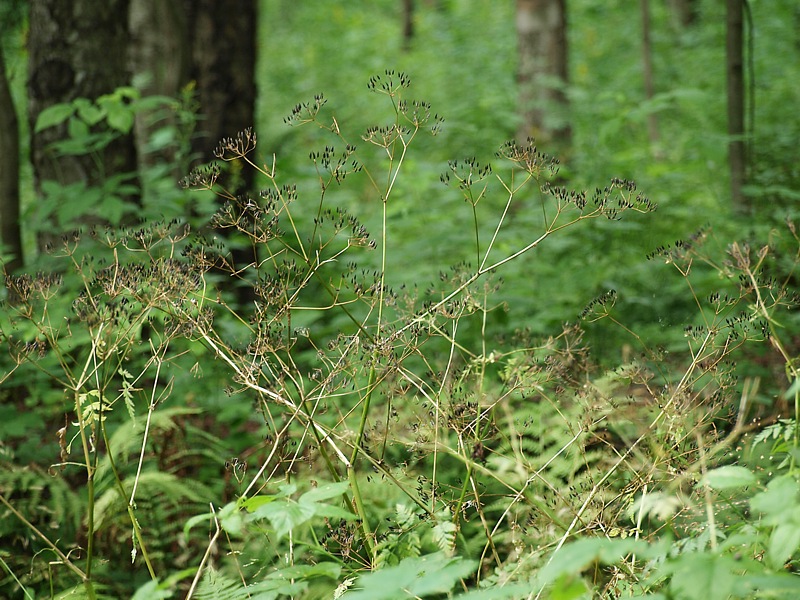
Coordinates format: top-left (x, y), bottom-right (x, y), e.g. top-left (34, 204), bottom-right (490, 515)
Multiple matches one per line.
top-left (4, 1), bottom-right (800, 596)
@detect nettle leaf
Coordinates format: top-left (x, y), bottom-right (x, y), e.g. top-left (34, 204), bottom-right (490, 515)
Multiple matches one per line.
top-left (663, 553), bottom-right (742, 600)
top-left (274, 562), bottom-right (342, 580)
top-left (35, 102), bottom-right (75, 132)
top-left (698, 465), bottom-right (757, 490)
top-left (342, 552), bottom-right (477, 600)
top-left (536, 537), bottom-right (657, 589)
top-left (251, 499), bottom-right (317, 540)
top-left (243, 482), bottom-right (354, 540)
top-left (767, 520), bottom-right (800, 570)
top-left (451, 584), bottom-right (532, 600)
top-left (241, 483), bottom-right (296, 512)
top-left (299, 480), bottom-right (351, 504)
top-left (750, 474), bottom-right (800, 522)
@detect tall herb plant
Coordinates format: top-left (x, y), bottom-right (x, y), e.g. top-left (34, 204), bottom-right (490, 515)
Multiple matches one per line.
top-left (2, 72), bottom-right (798, 599)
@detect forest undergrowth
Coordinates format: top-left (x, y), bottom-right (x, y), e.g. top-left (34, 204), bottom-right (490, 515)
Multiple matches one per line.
top-left (1, 72), bottom-right (799, 600)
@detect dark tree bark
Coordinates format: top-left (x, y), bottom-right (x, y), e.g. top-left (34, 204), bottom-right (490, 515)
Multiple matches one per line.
top-left (516, 0), bottom-right (571, 146)
top-left (129, 0), bottom-right (190, 176)
top-left (726, 0), bottom-right (747, 212)
top-left (0, 41), bottom-right (23, 272)
top-left (186, 0), bottom-right (257, 183)
top-left (641, 0), bottom-right (661, 148)
top-left (27, 0), bottom-right (138, 246)
top-left (402, 0), bottom-right (415, 51)
top-left (668, 0), bottom-right (697, 27)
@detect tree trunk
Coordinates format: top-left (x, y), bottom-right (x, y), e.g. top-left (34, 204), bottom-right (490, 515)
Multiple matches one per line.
top-left (402, 0), bottom-right (415, 52)
top-left (186, 0), bottom-right (257, 180)
top-left (0, 41), bottom-right (23, 272)
top-left (183, 0), bottom-right (258, 302)
top-left (668, 0), bottom-right (697, 27)
top-left (516, 0), bottom-right (571, 146)
top-left (27, 0), bottom-right (138, 247)
top-left (726, 0), bottom-right (747, 213)
top-left (129, 0), bottom-right (190, 178)
top-left (641, 0), bottom-right (661, 148)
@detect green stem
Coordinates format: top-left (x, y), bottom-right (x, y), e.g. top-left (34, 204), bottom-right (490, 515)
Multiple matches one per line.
top-left (101, 423), bottom-right (157, 580)
top-left (347, 465), bottom-right (376, 562)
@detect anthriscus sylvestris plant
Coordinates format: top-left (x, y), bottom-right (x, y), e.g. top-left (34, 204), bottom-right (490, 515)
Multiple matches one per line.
top-left (5, 70), bottom-right (733, 600)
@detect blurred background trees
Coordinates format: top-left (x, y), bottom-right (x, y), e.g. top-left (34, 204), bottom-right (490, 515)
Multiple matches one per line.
top-left (0, 0), bottom-right (794, 351)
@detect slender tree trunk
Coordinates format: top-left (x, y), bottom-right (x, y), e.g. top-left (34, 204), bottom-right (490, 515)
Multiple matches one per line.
top-left (129, 0), bottom-right (190, 178)
top-left (668, 0), bottom-right (697, 27)
top-left (516, 0), bottom-right (571, 146)
top-left (641, 0), bottom-right (661, 148)
top-left (184, 0), bottom-right (258, 302)
top-left (0, 41), bottom-right (23, 272)
top-left (27, 0), bottom-right (138, 247)
top-left (186, 0), bottom-right (257, 180)
top-left (402, 0), bottom-right (415, 52)
top-left (726, 0), bottom-right (747, 212)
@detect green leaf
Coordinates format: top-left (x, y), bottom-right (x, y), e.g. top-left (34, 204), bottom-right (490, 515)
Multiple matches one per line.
top-left (249, 499), bottom-right (316, 540)
top-left (342, 553), bottom-right (476, 600)
top-left (698, 465), bottom-right (757, 490)
top-left (663, 553), bottom-right (741, 600)
top-left (105, 103), bottom-right (135, 133)
top-left (74, 98), bottom-right (105, 125)
top-left (131, 579), bottom-right (174, 600)
top-left (218, 501), bottom-right (245, 536)
top-left (767, 521), bottom-right (800, 569)
top-left (751, 474), bottom-right (800, 522)
top-left (549, 574), bottom-right (590, 600)
top-left (119, 368), bottom-right (136, 422)
top-left (272, 562), bottom-right (341, 580)
top-left (183, 510), bottom-right (215, 541)
top-left (452, 584), bottom-right (531, 600)
top-left (536, 538), bottom-right (654, 587)
top-left (35, 102), bottom-right (75, 132)
top-left (67, 116), bottom-right (90, 140)
top-left (299, 480), bottom-right (351, 504)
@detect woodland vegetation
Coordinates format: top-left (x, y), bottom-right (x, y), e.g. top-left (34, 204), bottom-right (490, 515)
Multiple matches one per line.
top-left (1, 1), bottom-right (800, 599)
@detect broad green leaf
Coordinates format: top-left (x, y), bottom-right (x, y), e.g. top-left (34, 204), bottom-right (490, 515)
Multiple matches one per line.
top-left (183, 510), bottom-right (215, 540)
top-left (250, 499), bottom-right (316, 540)
top-left (342, 553), bottom-right (476, 600)
top-left (751, 474), bottom-right (800, 521)
top-left (272, 562), bottom-right (342, 580)
top-left (664, 553), bottom-right (740, 600)
top-left (74, 98), bottom-right (105, 125)
top-left (698, 465), bottom-right (757, 490)
top-left (537, 538), bottom-right (653, 587)
top-left (218, 501), bottom-right (244, 536)
top-left (67, 116), bottom-right (90, 140)
top-left (35, 102), bottom-right (75, 132)
top-left (105, 103), bottom-right (135, 133)
top-left (241, 494), bottom-right (280, 512)
top-left (311, 503), bottom-right (357, 520)
top-left (452, 584), bottom-right (531, 600)
top-left (131, 579), bottom-right (173, 600)
top-left (549, 574), bottom-right (590, 600)
top-left (299, 480), bottom-right (351, 504)
top-left (767, 522), bottom-right (800, 569)
top-left (739, 573), bottom-right (800, 594)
